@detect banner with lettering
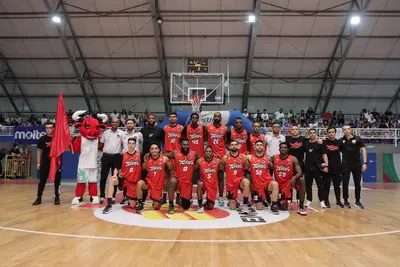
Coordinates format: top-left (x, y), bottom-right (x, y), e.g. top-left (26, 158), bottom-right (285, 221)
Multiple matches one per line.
top-left (14, 127), bottom-right (46, 144)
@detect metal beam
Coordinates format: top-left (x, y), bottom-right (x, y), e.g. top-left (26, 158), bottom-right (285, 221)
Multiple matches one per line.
top-left (149, 0), bottom-right (170, 113)
top-left (43, 0), bottom-right (93, 113)
top-left (315, 0), bottom-right (371, 114)
top-left (388, 85), bottom-right (400, 110)
top-left (0, 52), bottom-right (33, 114)
top-left (59, 1), bottom-right (101, 111)
top-left (242, 0), bottom-right (262, 111)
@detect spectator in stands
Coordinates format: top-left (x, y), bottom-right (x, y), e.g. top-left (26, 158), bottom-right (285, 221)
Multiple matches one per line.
top-left (384, 108), bottom-right (393, 122)
top-left (120, 109), bottom-right (127, 126)
top-left (0, 114), bottom-right (5, 125)
top-left (337, 111), bottom-right (345, 126)
top-left (379, 119), bottom-right (389, 128)
top-left (144, 109), bottom-right (150, 119)
top-left (274, 108), bottom-right (285, 125)
top-left (19, 145), bottom-right (28, 155)
top-left (306, 107), bottom-right (315, 123)
top-left (371, 108), bottom-right (380, 123)
top-left (261, 109), bottom-right (268, 126)
top-left (110, 109), bottom-right (120, 119)
top-left (253, 110), bottom-right (262, 121)
top-left (299, 110), bottom-right (306, 125)
top-left (67, 109), bottom-right (73, 118)
top-left (127, 110), bottom-right (135, 121)
top-left (322, 110), bottom-right (332, 124)
top-left (40, 114), bottom-right (48, 126)
top-left (287, 109), bottom-right (296, 123)
top-left (243, 109), bottom-right (249, 118)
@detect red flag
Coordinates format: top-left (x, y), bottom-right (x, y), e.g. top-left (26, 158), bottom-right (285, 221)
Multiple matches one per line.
top-left (49, 91), bottom-right (72, 182)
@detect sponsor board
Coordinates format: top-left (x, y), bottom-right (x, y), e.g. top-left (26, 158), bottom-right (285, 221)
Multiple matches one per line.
top-left (200, 111), bottom-right (230, 126)
top-left (14, 127), bottom-right (46, 144)
top-left (94, 203), bottom-right (290, 229)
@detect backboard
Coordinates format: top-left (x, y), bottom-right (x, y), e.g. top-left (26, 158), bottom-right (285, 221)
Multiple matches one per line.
top-left (170, 73), bottom-right (226, 105)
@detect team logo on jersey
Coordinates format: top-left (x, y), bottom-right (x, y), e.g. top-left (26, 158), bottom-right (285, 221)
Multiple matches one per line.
top-left (290, 142), bottom-right (303, 149)
top-left (276, 165), bottom-right (291, 172)
top-left (125, 161), bottom-right (140, 167)
top-left (210, 133), bottom-right (223, 139)
top-left (309, 149), bottom-right (313, 152)
top-left (326, 145), bottom-right (339, 151)
top-left (228, 163), bottom-right (242, 169)
top-left (252, 163), bottom-right (267, 169)
top-left (150, 165), bottom-right (162, 171)
top-left (168, 132), bottom-right (180, 138)
top-left (178, 159), bottom-right (194, 165)
top-left (352, 140), bottom-right (356, 144)
top-left (189, 133), bottom-right (202, 139)
top-left (203, 167), bottom-right (216, 173)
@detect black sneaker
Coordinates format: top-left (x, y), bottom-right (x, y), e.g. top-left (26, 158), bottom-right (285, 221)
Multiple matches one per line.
top-left (32, 197), bottom-right (42, 206)
top-left (263, 200), bottom-right (269, 208)
top-left (168, 204), bottom-right (175, 214)
top-left (336, 201), bottom-right (344, 208)
top-left (325, 201), bottom-right (331, 208)
top-left (120, 197), bottom-right (128, 205)
top-left (54, 196), bottom-right (60, 205)
top-left (271, 205), bottom-right (279, 215)
top-left (176, 195), bottom-right (181, 206)
top-left (355, 201), bottom-right (364, 209)
top-left (102, 204), bottom-right (112, 214)
top-left (136, 202), bottom-right (144, 213)
top-left (344, 201), bottom-right (351, 209)
top-left (160, 197), bottom-right (167, 205)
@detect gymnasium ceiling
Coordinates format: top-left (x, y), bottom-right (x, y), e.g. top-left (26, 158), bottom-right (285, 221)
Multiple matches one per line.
top-left (0, 0), bottom-right (400, 114)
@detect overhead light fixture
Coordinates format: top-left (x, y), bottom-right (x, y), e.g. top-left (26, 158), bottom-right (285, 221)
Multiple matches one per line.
top-left (350, 15), bottom-right (361, 26)
top-left (52, 15), bottom-right (61, 23)
top-left (156, 16), bottom-right (163, 24)
top-left (247, 14), bottom-right (256, 23)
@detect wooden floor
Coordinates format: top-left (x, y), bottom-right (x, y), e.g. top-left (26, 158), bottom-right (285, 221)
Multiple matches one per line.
top-left (0, 181), bottom-right (400, 267)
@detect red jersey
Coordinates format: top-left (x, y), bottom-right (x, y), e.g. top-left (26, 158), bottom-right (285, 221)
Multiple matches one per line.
top-left (249, 133), bottom-right (265, 155)
top-left (230, 129), bottom-right (248, 154)
top-left (186, 124), bottom-right (204, 157)
top-left (164, 124), bottom-right (183, 152)
top-left (120, 151), bottom-right (141, 183)
top-left (174, 151), bottom-right (196, 183)
top-left (273, 155), bottom-right (295, 184)
top-left (198, 156), bottom-right (218, 188)
top-left (249, 154), bottom-right (272, 187)
top-left (207, 123), bottom-right (227, 158)
top-left (225, 153), bottom-right (245, 192)
top-left (146, 155), bottom-right (166, 191)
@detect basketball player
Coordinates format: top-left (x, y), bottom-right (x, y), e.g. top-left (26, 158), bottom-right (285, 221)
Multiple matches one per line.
top-left (248, 122), bottom-right (265, 155)
top-left (136, 143), bottom-right (169, 212)
top-left (163, 138), bottom-right (199, 214)
top-left (340, 125), bottom-right (367, 209)
top-left (182, 113), bottom-right (207, 158)
top-left (304, 129), bottom-right (329, 208)
top-left (270, 142), bottom-right (307, 216)
top-left (230, 117), bottom-right (248, 154)
top-left (196, 146), bottom-right (219, 213)
top-left (163, 112), bottom-right (184, 203)
top-left (207, 112), bottom-right (229, 206)
top-left (323, 127), bottom-right (344, 208)
top-left (219, 140), bottom-right (251, 214)
top-left (120, 119), bottom-right (143, 204)
top-left (102, 138), bottom-right (141, 214)
top-left (245, 140), bottom-right (279, 214)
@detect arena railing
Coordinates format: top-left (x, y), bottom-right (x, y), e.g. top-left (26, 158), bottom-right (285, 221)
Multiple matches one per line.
top-left (4, 154), bottom-right (31, 179)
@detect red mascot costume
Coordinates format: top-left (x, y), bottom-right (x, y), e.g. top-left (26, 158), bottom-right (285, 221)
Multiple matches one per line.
top-left (71, 110), bottom-right (108, 205)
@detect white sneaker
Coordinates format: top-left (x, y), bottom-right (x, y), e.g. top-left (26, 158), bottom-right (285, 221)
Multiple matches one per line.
top-left (112, 198), bottom-right (116, 204)
top-left (197, 207), bottom-right (204, 213)
top-left (305, 200), bottom-right (312, 207)
top-left (320, 201), bottom-right (327, 209)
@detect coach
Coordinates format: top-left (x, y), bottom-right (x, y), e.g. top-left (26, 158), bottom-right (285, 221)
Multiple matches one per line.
top-left (99, 117), bottom-right (124, 203)
top-left (140, 114), bottom-right (164, 159)
top-left (340, 125), bottom-right (367, 209)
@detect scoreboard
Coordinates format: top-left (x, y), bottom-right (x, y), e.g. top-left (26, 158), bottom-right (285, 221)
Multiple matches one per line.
top-left (187, 58), bottom-right (208, 73)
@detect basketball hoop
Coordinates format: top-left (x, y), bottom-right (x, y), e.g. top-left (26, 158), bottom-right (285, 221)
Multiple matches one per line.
top-left (189, 96), bottom-right (203, 113)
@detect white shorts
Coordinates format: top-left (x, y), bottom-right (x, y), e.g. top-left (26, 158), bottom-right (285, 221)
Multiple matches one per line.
top-left (77, 168), bottom-right (98, 183)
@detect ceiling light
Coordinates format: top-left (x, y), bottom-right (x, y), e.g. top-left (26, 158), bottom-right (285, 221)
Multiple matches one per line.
top-left (52, 15), bottom-right (61, 23)
top-left (156, 16), bottom-right (163, 24)
top-left (247, 14), bottom-right (256, 23)
top-left (350, 15), bottom-right (361, 26)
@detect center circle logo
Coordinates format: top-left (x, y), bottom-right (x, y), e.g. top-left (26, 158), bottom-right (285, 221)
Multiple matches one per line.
top-left (94, 203), bottom-right (290, 229)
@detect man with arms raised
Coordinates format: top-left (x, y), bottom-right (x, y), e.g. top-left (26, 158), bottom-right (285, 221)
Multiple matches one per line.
top-left (219, 140), bottom-right (251, 214)
top-left (270, 142), bottom-right (307, 216)
top-left (245, 140), bottom-right (279, 214)
top-left (196, 146), bottom-right (219, 213)
top-left (207, 112), bottom-right (229, 206)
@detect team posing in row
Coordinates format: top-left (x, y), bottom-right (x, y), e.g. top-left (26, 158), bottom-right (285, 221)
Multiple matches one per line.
top-left (102, 111), bottom-right (367, 216)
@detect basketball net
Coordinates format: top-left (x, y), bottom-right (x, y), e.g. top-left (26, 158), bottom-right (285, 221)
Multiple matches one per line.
top-left (189, 96), bottom-right (203, 113)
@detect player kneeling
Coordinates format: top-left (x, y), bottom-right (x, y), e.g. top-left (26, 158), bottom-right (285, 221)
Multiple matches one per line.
top-left (136, 143), bottom-right (169, 212)
top-left (220, 140), bottom-right (251, 214)
top-left (245, 140), bottom-right (279, 215)
top-left (270, 142), bottom-right (307, 216)
top-left (103, 138), bottom-right (141, 214)
top-left (196, 146), bottom-right (219, 213)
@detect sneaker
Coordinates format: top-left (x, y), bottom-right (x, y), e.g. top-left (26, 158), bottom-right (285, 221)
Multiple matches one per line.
top-left (305, 200), bottom-right (312, 207)
top-left (197, 207), bottom-right (204, 213)
top-left (102, 204), bottom-right (112, 214)
top-left (120, 197), bottom-right (128, 205)
top-left (168, 204), bottom-right (174, 214)
top-left (160, 197), bottom-right (167, 205)
top-left (297, 207), bottom-right (308, 216)
top-left (336, 201), bottom-right (344, 208)
top-left (247, 201), bottom-right (252, 207)
top-left (99, 197), bottom-right (105, 204)
top-left (112, 198), bottom-right (116, 204)
top-left (320, 201), bottom-right (327, 209)
top-left (325, 201), bottom-right (331, 208)
top-left (263, 200), bottom-right (269, 207)
top-left (355, 201), bottom-right (364, 209)
top-left (218, 197), bottom-right (224, 207)
top-left (271, 205), bottom-right (279, 215)
top-left (32, 197), bottom-right (42, 206)
top-left (242, 205), bottom-right (249, 214)
top-left (54, 196), bottom-right (60, 205)
top-left (136, 202), bottom-right (144, 213)
top-left (344, 201), bottom-right (351, 209)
